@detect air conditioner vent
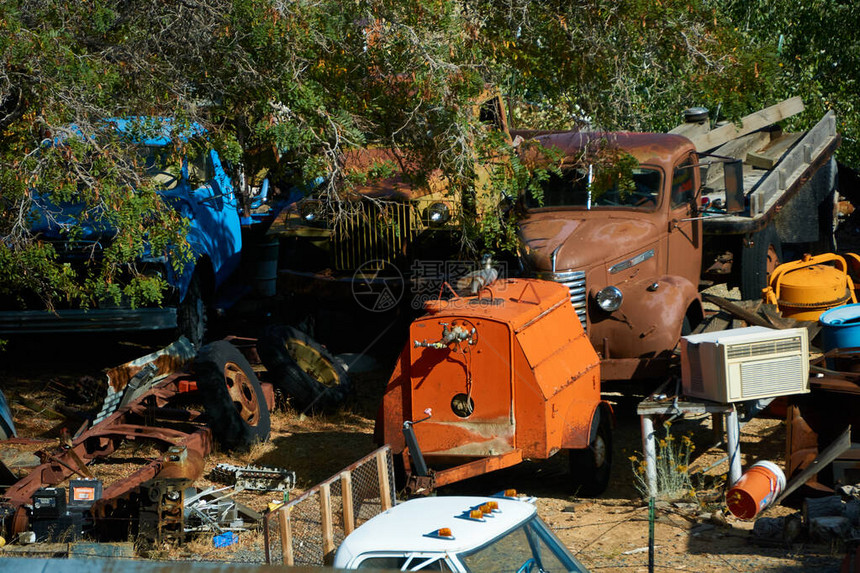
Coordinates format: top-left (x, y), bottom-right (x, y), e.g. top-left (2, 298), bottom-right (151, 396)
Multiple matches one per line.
top-left (739, 355), bottom-right (806, 397)
top-left (726, 336), bottom-right (803, 359)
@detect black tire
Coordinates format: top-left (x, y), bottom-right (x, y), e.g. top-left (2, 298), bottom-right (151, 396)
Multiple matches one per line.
top-left (740, 226), bottom-right (782, 301)
top-left (569, 414), bottom-right (612, 496)
top-left (177, 272), bottom-right (207, 350)
top-left (257, 325), bottom-right (351, 414)
top-left (194, 340), bottom-right (270, 451)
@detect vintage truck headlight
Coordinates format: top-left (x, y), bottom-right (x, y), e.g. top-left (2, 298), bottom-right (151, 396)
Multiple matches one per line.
top-left (425, 202), bottom-right (450, 226)
top-left (595, 286), bottom-right (623, 312)
top-left (300, 200), bottom-right (322, 222)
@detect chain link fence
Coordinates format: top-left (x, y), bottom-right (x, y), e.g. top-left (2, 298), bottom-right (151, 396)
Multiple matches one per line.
top-left (264, 446), bottom-right (396, 566)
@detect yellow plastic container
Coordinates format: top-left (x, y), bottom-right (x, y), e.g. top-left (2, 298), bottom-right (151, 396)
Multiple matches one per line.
top-left (762, 253), bottom-right (856, 321)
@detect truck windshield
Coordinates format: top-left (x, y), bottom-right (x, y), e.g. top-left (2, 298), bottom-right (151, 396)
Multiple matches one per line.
top-left (458, 515), bottom-right (586, 573)
top-left (527, 166), bottom-right (661, 211)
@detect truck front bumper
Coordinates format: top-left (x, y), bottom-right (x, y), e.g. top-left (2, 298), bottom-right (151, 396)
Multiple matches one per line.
top-left (0, 307), bottom-right (178, 334)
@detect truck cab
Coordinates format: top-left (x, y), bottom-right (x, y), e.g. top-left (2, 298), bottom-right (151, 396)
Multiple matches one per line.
top-left (518, 131), bottom-right (705, 381)
top-left (0, 118), bottom-right (243, 348)
top-left (333, 495), bottom-right (589, 572)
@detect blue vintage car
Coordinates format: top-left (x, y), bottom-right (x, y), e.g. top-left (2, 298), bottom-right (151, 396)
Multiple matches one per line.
top-left (0, 118), bottom-right (244, 347)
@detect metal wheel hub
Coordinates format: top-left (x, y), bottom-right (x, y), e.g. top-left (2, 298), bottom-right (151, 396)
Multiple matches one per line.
top-left (592, 433), bottom-right (608, 468)
top-left (224, 362), bottom-right (260, 427)
top-left (287, 341), bottom-right (339, 388)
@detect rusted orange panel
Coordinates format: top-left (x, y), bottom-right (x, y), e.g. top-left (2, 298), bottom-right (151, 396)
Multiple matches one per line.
top-left (379, 347), bottom-right (411, 454)
top-left (409, 317), bottom-right (514, 457)
top-left (432, 450), bottom-right (524, 488)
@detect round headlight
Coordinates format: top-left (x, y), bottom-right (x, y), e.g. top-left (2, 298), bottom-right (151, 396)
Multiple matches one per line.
top-left (425, 202), bottom-right (451, 226)
top-left (596, 286), bottom-right (623, 312)
top-left (300, 200), bottom-right (321, 222)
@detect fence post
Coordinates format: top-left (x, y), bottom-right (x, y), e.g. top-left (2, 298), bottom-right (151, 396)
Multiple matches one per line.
top-left (376, 449), bottom-right (392, 511)
top-left (341, 471), bottom-right (355, 535)
top-left (320, 482), bottom-right (336, 562)
top-left (278, 505), bottom-right (294, 566)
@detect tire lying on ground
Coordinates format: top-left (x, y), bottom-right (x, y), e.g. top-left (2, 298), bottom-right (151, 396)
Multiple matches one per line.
top-left (257, 325), bottom-right (351, 413)
top-left (194, 340), bottom-right (271, 450)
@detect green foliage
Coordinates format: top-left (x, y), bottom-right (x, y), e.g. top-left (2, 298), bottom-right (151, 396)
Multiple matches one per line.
top-left (1, 0), bottom-right (857, 313)
top-left (720, 0), bottom-right (860, 163)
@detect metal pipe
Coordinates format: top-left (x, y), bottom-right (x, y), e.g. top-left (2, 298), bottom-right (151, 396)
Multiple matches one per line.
top-left (402, 421), bottom-right (429, 477)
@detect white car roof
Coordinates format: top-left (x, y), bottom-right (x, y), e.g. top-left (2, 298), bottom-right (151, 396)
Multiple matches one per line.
top-left (335, 495), bottom-right (536, 566)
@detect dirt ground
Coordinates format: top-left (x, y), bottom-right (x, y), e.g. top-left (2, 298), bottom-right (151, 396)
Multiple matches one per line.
top-left (0, 327), bottom-right (847, 571)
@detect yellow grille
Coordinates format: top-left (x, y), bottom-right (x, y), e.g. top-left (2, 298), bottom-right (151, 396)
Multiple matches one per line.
top-left (332, 200), bottom-right (420, 271)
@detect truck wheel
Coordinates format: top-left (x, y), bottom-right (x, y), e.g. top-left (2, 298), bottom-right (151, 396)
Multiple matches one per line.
top-left (177, 273), bottom-right (207, 350)
top-left (740, 226), bottom-right (782, 301)
top-left (569, 416), bottom-right (612, 496)
top-left (194, 340), bottom-right (271, 450)
top-left (257, 325), bottom-right (352, 413)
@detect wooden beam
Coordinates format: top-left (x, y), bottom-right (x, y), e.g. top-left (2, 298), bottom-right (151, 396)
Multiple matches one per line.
top-left (341, 471), bottom-right (355, 535)
top-left (320, 482), bottom-right (335, 562)
top-left (682, 97), bottom-right (805, 152)
top-left (376, 449), bottom-right (393, 511)
top-left (747, 132), bottom-right (803, 170)
top-left (703, 131), bottom-right (771, 189)
top-left (278, 506), bottom-right (294, 566)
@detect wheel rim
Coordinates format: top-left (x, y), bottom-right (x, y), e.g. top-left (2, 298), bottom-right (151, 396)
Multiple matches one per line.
top-left (286, 340), bottom-right (340, 388)
top-left (592, 433), bottom-right (608, 468)
top-left (224, 362), bottom-right (260, 427)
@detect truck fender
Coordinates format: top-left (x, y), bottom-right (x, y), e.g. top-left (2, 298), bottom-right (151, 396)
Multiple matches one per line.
top-left (561, 400), bottom-right (614, 450)
top-left (650, 274), bottom-right (702, 338)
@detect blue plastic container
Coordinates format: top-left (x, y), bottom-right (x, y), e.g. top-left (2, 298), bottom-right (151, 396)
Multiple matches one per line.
top-left (819, 303), bottom-right (860, 368)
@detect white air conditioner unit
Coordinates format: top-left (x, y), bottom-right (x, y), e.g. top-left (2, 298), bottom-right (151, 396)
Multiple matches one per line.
top-left (681, 326), bottom-right (810, 403)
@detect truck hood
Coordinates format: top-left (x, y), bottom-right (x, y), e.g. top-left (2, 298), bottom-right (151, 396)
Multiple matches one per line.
top-left (519, 211), bottom-right (661, 271)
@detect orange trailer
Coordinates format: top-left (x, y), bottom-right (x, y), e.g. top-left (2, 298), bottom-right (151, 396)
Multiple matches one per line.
top-left (377, 278), bottom-right (613, 495)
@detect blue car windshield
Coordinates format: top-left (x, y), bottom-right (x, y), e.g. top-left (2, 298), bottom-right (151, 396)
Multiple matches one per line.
top-left (527, 166), bottom-right (661, 211)
top-left (138, 145), bottom-right (211, 190)
top-left (459, 516), bottom-right (586, 573)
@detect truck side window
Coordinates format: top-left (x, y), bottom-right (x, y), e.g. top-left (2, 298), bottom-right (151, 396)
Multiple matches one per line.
top-left (671, 158), bottom-right (695, 208)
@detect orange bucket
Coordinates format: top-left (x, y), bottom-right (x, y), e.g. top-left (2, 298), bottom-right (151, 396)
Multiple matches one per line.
top-left (725, 460), bottom-right (786, 520)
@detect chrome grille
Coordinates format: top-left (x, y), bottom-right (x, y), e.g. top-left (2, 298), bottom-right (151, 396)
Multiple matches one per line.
top-left (535, 270), bottom-right (587, 332)
top-left (332, 200), bottom-right (419, 271)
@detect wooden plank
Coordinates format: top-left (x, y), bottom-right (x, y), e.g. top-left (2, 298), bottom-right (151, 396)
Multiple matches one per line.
top-left (341, 471), bottom-right (355, 536)
top-left (747, 132), bottom-right (803, 170)
top-left (278, 506), bottom-right (294, 566)
top-left (704, 131), bottom-right (771, 189)
top-left (669, 120), bottom-right (710, 140)
top-left (376, 449), bottom-right (393, 511)
top-left (749, 111), bottom-right (837, 216)
top-left (685, 97), bottom-right (805, 152)
top-left (320, 482), bottom-right (335, 561)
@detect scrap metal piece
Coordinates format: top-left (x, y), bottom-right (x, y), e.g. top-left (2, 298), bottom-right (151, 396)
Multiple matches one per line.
top-left (138, 477), bottom-right (191, 545)
top-left (211, 463), bottom-right (295, 492)
top-left (93, 337), bottom-right (196, 425)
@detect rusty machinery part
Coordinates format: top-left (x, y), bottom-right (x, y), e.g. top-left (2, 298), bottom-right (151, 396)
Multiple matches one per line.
top-left (156, 445), bottom-right (205, 481)
top-left (138, 477), bottom-right (192, 546)
top-left (257, 324), bottom-right (351, 414)
top-left (762, 253), bottom-right (857, 321)
top-left (568, 413), bottom-right (612, 496)
top-left (194, 340), bottom-right (271, 451)
top-left (414, 319), bottom-right (479, 349)
top-left (403, 474), bottom-right (436, 498)
top-left (211, 463), bottom-right (296, 492)
top-left (93, 336), bottom-right (197, 425)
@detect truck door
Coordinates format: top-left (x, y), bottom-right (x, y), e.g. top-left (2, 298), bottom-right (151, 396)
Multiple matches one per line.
top-left (667, 155), bottom-right (702, 281)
